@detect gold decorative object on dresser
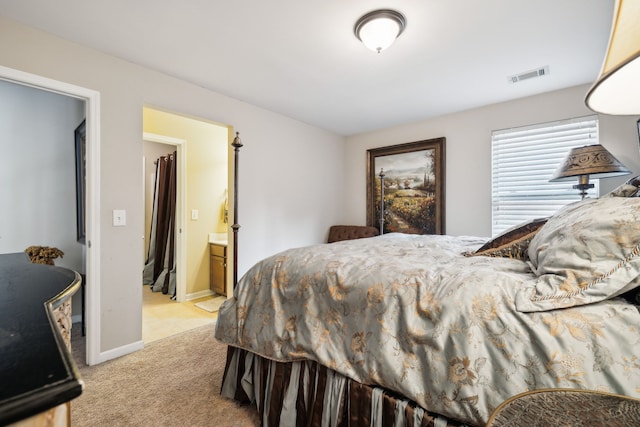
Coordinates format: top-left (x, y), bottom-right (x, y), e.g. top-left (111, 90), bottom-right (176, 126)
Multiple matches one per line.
top-left (209, 242), bottom-right (227, 296)
top-left (0, 252), bottom-right (82, 427)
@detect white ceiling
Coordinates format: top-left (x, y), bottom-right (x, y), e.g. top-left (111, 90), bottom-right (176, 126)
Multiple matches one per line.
top-left (0, 0), bottom-right (615, 135)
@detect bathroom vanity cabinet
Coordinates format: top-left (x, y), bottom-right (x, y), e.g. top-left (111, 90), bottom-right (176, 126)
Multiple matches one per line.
top-left (209, 243), bottom-right (227, 296)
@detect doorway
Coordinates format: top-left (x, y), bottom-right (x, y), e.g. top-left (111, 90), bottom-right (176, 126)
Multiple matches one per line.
top-left (142, 107), bottom-right (229, 343)
top-left (0, 65), bottom-right (102, 365)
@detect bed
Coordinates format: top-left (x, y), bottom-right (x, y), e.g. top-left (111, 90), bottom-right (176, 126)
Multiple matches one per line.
top-left (214, 179), bottom-right (640, 426)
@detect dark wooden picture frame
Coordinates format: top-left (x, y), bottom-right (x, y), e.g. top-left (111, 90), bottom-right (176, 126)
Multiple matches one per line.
top-left (74, 119), bottom-right (86, 244)
top-left (367, 137), bottom-right (445, 235)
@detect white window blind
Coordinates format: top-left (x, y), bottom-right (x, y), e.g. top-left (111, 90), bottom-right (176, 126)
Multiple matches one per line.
top-left (491, 115), bottom-right (599, 236)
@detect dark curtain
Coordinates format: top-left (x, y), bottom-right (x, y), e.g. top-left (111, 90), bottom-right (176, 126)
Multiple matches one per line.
top-left (143, 151), bottom-right (177, 296)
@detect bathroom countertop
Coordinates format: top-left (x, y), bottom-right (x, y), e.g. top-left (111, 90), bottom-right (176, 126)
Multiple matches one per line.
top-left (208, 233), bottom-right (228, 246)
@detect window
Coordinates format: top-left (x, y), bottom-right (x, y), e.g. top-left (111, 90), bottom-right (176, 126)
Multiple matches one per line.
top-left (491, 115), bottom-right (598, 236)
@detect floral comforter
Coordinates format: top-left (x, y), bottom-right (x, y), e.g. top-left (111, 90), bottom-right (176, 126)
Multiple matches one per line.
top-left (215, 233), bottom-right (640, 425)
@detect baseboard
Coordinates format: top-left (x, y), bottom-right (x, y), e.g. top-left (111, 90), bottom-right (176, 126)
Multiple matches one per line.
top-left (97, 340), bottom-right (144, 364)
top-left (185, 289), bottom-right (214, 301)
top-left (71, 314), bottom-right (82, 324)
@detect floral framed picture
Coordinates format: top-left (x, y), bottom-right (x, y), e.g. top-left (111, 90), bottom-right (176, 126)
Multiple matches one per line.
top-left (367, 137), bottom-right (445, 235)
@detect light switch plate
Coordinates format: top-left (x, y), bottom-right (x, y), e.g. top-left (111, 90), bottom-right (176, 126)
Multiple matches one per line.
top-left (113, 209), bottom-right (126, 226)
top-left (191, 209), bottom-right (199, 220)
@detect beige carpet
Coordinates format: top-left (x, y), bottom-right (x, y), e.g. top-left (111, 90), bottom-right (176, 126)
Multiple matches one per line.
top-left (71, 324), bottom-right (259, 426)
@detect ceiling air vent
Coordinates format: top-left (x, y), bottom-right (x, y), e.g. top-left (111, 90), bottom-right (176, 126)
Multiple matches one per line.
top-left (508, 66), bottom-right (549, 84)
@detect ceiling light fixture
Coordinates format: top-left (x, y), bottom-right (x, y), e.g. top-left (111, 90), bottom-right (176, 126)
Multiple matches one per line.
top-left (585, 0), bottom-right (640, 114)
top-left (354, 9), bottom-right (406, 53)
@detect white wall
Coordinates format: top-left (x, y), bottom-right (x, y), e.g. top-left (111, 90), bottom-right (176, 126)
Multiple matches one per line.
top-left (345, 85), bottom-right (640, 237)
top-left (0, 16), bottom-right (346, 357)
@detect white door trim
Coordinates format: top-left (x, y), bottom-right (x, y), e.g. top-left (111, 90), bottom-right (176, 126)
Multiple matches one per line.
top-left (142, 132), bottom-right (187, 302)
top-left (0, 65), bottom-right (102, 365)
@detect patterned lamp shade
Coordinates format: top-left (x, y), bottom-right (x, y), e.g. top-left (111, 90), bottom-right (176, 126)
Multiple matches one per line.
top-left (550, 144), bottom-right (631, 198)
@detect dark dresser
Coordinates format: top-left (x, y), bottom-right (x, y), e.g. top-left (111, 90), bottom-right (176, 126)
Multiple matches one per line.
top-left (0, 252), bottom-right (82, 426)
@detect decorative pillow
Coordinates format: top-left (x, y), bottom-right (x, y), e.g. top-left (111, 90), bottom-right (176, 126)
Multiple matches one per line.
top-left (515, 196), bottom-right (640, 312)
top-left (603, 175), bottom-right (640, 197)
top-left (470, 217), bottom-right (547, 260)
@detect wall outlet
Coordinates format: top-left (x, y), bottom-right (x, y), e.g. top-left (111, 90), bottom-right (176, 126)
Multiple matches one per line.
top-left (113, 209), bottom-right (126, 226)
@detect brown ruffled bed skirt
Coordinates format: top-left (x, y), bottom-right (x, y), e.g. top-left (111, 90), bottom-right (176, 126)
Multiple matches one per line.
top-left (220, 346), bottom-right (471, 426)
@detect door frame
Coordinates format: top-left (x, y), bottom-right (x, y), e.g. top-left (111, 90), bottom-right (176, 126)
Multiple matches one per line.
top-left (0, 65), bottom-right (102, 365)
top-left (143, 132), bottom-right (187, 302)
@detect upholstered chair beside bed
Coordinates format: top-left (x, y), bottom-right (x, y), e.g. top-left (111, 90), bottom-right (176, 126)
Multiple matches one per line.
top-left (327, 225), bottom-right (379, 243)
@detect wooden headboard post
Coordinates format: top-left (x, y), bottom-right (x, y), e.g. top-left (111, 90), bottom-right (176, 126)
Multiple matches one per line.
top-left (231, 132), bottom-right (243, 289)
top-left (379, 168), bottom-right (385, 235)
